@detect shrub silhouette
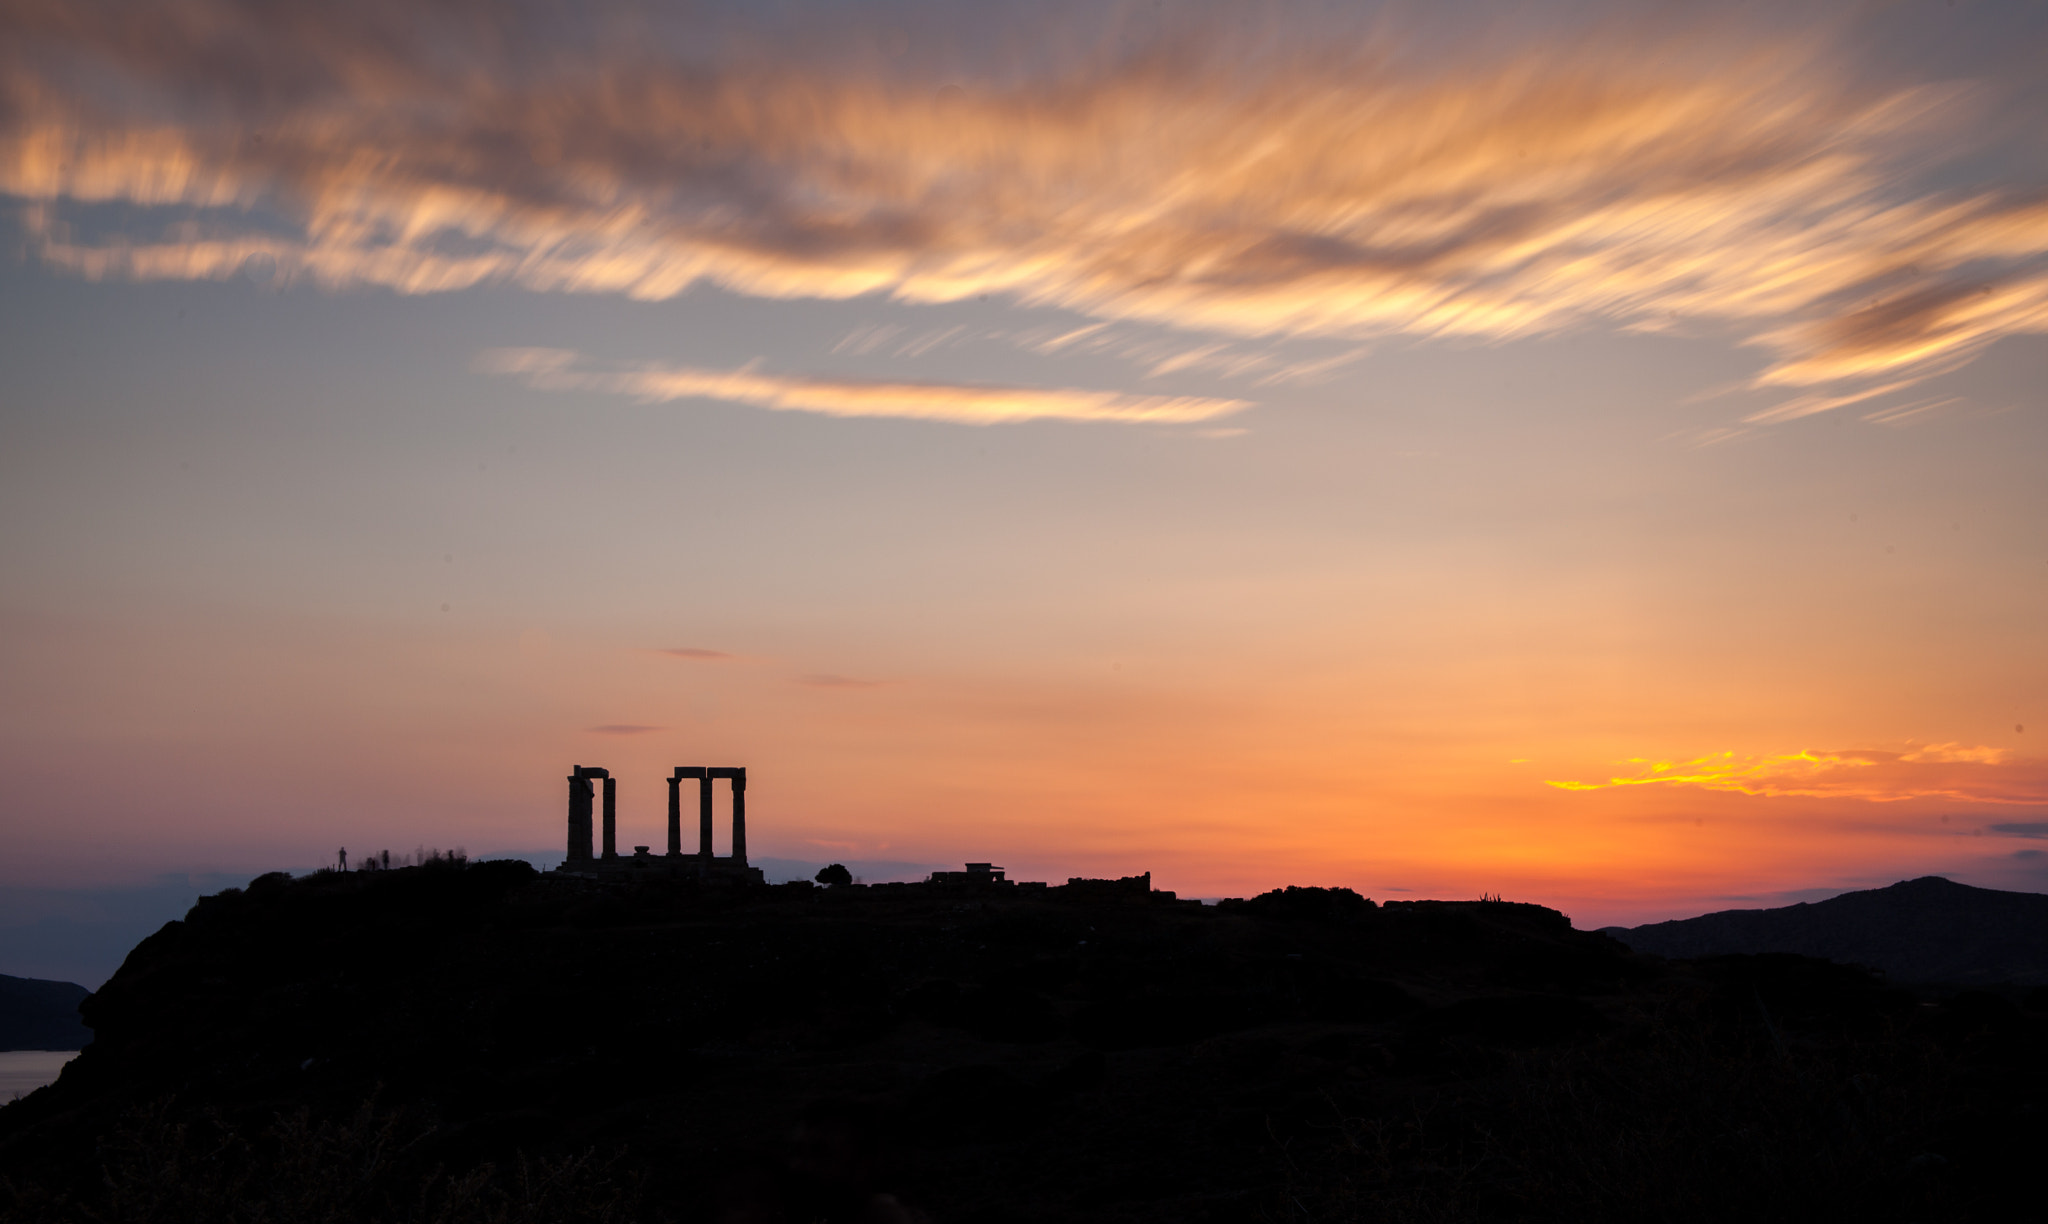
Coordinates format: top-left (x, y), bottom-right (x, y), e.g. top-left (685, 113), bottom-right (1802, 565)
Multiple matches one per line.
top-left (1218, 884), bottom-right (1375, 922)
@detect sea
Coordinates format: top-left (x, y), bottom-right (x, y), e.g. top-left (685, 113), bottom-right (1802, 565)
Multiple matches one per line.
top-left (0, 1050), bottom-right (77, 1102)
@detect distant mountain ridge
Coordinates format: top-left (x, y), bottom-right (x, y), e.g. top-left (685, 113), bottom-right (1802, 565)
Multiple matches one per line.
top-left (1603, 876), bottom-right (2048, 987)
top-left (0, 974), bottom-right (92, 1050)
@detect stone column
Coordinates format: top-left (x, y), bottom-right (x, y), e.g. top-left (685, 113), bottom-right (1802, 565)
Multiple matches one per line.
top-left (567, 772), bottom-right (593, 862)
top-left (731, 769), bottom-right (747, 865)
top-left (601, 776), bottom-right (618, 859)
top-left (699, 775), bottom-right (714, 858)
top-left (666, 773), bottom-right (682, 857)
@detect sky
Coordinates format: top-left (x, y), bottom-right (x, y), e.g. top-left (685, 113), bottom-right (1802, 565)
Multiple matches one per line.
top-left (3, 0), bottom-right (2047, 979)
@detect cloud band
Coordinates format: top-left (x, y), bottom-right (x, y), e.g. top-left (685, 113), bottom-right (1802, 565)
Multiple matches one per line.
top-left (5, 3), bottom-right (2047, 408)
top-left (476, 348), bottom-right (1249, 425)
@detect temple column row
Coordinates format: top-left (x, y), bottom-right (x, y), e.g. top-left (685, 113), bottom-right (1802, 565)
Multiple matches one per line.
top-left (570, 765), bottom-right (745, 867)
top-left (707, 767), bottom-right (746, 865)
top-left (667, 766), bottom-right (709, 858)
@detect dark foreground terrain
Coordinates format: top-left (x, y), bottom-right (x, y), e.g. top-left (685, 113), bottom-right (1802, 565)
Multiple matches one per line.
top-left (2, 862), bottom-right (2044, 1222)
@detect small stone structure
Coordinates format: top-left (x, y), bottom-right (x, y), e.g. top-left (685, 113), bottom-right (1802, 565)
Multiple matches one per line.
top-left (556, 765), bottom-right (764, 884)
top-left (928, 863), bottom-right (1009, 886)
top-left (924, 863), bottom-right (1047, 891)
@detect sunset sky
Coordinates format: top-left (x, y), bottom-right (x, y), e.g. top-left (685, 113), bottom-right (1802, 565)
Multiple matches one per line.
top-left (3, 0), bottom-right (2046, 969)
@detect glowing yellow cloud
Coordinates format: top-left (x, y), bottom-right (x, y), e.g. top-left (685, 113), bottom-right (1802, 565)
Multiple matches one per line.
top-left (4, 5), bottom-right (2046, 405)
top-left (1546, 744), bottom-right (2039, 804)
top-left (476, 348), bottom-right (1249, 425)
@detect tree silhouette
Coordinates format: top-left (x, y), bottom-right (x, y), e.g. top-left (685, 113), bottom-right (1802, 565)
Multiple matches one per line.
top-left (815, 863), bottom-right (853, 887)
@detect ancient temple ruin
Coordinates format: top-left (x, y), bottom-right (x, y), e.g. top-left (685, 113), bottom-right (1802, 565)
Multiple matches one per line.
top-left (557, 765), bottom-right (764, 883)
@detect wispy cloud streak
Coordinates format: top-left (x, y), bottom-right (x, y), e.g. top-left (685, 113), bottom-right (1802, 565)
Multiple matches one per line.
top-left (4, 2), bottom-right (2047, 407)
top-left (1547, 745), bottom-right (2046, 805)
top-left (476, 348), bottom-right (1248, 425)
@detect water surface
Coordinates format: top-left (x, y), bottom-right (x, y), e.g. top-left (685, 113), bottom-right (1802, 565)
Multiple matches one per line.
top-left (0, 1050), bottom-right (77, 1102)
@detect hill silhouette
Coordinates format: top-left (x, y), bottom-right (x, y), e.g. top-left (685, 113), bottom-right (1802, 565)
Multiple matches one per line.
top-left (1603, 876), bottom-right (2048, 987)
top-left (0, 976), bottom-right (90, 1052)
top-left (0, 863), bottom-right (2042, 1222)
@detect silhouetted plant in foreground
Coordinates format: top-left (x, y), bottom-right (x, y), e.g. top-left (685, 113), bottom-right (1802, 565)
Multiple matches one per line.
top-left (0, 1096), bottom-right (640, 1224)
top-left (815, 864), bottom-right (853, 887)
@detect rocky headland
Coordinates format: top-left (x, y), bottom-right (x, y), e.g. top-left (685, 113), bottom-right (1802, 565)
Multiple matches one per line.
top-left (0, 978), bottom-right (90, 1053)
top-left (1, 862), bottom-right (2042, 1222)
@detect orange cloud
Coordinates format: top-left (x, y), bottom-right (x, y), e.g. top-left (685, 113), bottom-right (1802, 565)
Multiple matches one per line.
top-left (476, 348), bottom-right (1249, 425)
top-left (4, 5), bottom-right (2046, 408)
top-left (1547, 744), bottom-right (2046, 805)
